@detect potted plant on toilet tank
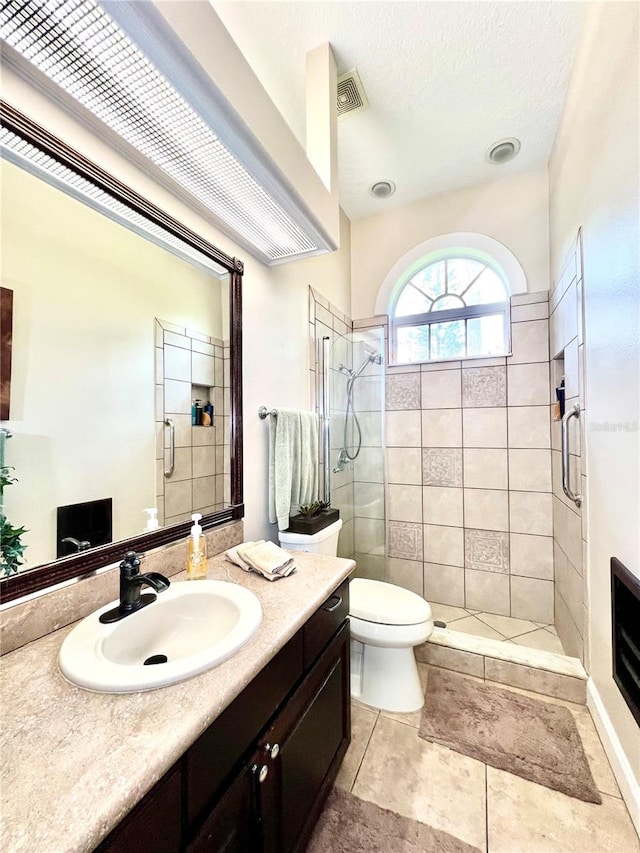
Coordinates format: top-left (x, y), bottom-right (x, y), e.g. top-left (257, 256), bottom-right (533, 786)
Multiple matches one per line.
top-left (287, 500), bottom-right (340, 536)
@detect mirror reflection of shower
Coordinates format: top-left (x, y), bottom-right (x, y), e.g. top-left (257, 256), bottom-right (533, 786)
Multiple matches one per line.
top-left (334, 348), bottom-right (383, 472)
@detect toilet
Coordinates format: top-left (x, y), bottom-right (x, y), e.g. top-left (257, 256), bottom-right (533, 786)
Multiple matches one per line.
top-left (278, 519), bottom-right (434, 713)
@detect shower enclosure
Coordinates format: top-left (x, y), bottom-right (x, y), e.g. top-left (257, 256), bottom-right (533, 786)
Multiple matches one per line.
top-left (324, 328), bottom-right (386, 580)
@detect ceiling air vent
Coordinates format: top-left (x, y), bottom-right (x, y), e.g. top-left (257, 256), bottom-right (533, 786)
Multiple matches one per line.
top-left (337, 69), bottom-right (369, 120)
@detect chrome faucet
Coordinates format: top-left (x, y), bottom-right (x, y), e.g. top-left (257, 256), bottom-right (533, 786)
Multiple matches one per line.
top-left (99, 551), bottom-right (170, 624)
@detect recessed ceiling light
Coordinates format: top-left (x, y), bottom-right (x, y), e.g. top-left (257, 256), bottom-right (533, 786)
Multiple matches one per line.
top-left (486, 138), bottom-right (521, 164)
top-left (369, 180), bottom-right (396, 199)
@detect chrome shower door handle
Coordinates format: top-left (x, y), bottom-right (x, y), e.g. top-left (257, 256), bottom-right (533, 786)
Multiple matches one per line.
top-left (164, 417), bottom-right (175, 477)
top-left (561, 403), bottom-right (582, 506)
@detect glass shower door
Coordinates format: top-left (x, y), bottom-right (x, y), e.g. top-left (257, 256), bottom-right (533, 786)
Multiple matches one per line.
top-left (327, 328), bottom-right (385, 580)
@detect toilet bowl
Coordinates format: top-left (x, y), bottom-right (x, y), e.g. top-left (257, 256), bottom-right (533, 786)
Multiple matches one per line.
top-left (349, 578), bottom-right (433, 713)
top-left (278, 519), bottom-right (434, 714)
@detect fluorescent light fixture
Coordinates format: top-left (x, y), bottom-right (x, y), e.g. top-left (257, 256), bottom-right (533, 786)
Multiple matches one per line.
top-left (0, 0), bottom-right (324, 262)
top-left (0, 124), bottom-right (227, 277)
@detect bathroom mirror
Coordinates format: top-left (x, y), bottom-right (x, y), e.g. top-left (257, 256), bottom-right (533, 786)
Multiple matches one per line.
top-left (0, 103), bottom-right (244, 603)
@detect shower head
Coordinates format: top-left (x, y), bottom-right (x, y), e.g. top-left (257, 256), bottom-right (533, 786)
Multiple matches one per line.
top-left (351, 348), bottom-right (382, 379)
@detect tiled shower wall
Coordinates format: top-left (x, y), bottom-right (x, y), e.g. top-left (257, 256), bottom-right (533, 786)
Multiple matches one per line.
top-left (154, 319), bottom-right (230, 527)
top-left (549, 235), bottom-right (588, 663)
top-left (379, 291), bottom-right (555, 623)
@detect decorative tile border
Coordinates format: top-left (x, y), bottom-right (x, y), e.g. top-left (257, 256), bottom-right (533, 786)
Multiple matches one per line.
top-left (388, 521), bottom-right (423, 560)
top-left (464, 528), bottom-right (510, 573)
top-left (462, 366), bottom-right (506, 407)
top-left (386, 373), bottom-right (421, 410)
top-left (422, 448), bottom-right (463, 487)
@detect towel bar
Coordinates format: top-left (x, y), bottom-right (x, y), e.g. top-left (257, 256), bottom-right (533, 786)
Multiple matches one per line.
top-left (258, 406), bottom-right (278, 419)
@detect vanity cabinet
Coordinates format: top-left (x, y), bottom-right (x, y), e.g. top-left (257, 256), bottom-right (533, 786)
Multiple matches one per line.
top-left (96, 579), bottom-right (350, 853)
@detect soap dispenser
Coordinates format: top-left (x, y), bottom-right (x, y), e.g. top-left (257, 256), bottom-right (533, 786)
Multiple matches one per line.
top-left (187, 513), bottom-right (207, 580)
top-left (143, 507), bottom-right (159, 533)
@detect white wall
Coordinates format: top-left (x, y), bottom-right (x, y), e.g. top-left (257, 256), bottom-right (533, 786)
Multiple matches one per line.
top-left (549, 0), bottom-right (640, 819)
top-left (351, 169), bottom-right (550, 319)
top-left (243, 209), bottom-right (352, 543)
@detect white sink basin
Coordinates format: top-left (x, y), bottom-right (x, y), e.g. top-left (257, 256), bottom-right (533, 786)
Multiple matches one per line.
top-left (59, 580), bottom-right (262, 693)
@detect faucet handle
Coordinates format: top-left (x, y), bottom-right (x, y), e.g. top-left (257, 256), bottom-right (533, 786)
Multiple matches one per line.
top-left (120, 551), bottom-right (144, 575)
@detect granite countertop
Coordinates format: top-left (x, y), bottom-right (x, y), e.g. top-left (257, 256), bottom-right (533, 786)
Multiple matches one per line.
top-left (1, 551), bottom-right (354, 853)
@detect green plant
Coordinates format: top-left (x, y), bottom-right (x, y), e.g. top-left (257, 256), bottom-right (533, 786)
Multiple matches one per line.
top-left (0, 466), bottom-right (18, 490)
top-left (0, 515), bottom-right (27, 576)
top-left (298, 500), bottom-right (330, 518)
top-left (0, 461), bottom-right (27, 577)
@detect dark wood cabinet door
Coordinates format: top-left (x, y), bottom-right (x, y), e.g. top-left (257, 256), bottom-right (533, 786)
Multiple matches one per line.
top-left (260, 621), bottom-right (351, 853)
top-left (186, 753), bottom-right (263, 853)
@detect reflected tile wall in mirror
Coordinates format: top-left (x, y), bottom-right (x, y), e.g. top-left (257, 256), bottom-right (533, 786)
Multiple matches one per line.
top-left (155, 319), bottom-right (230, 526)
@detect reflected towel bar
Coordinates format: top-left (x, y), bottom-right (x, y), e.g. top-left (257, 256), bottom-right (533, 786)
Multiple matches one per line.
top-left (561, 403), bottom-right (582, 506)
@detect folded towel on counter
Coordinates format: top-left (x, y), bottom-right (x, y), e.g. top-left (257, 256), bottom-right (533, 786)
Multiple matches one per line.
top-left (225, 541), bottom-right (296, 582)
top-left (268, 409), bottom-right (319, 531)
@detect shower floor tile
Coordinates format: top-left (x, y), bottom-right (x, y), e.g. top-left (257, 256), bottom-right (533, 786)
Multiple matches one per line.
top-left (510, 628), bottom-right (565, 655)
top-left (430, 603), bottom-right (471, 624)
top-left (443, 614), bottom-right (505, 641)
top-left (433, 607), bottom-right (565, 654)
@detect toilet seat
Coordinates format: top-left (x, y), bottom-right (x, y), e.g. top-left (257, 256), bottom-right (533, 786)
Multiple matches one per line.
top-left (349, 578), bottom-right (432, 626)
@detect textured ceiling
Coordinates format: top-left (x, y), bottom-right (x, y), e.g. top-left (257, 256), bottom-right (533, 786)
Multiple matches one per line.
top-left (212, 1), bottom-right (584, 221)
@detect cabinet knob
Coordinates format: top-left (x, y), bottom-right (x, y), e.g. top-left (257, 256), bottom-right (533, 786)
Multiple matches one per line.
top-left (264, 742), bottom-right (280, 760)
top-left (258, 764), bottom-right (269, 784)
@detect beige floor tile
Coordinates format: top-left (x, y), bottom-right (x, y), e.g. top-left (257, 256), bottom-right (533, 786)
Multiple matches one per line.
top-left (568, 706), bottom-right (621, 798)
top-left (487, 766), bottom-right (640, 853)
top-left (381, 663), bottom-right (429, 728)
top-left (476, 612), bottom-right (539, 639)
top-left (430, 603), bottom-right (470, 624)
top-left (511, 628), bottom-right (566, 655)
top-left (448, 614), bottom-right (505, 641)
top-left (335, 704), bottom-right (378, 792)
top-left (353, 714), bottom-right (487, 851)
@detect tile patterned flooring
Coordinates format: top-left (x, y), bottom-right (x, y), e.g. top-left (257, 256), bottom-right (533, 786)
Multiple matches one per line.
top-left (431, 603), bottom-right (566, 655)
top-left (335, 665), bottom-right (640, 852)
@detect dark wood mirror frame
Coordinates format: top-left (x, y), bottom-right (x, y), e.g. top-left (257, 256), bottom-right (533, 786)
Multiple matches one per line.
top-left (0, 101), bottom-right (244, 604)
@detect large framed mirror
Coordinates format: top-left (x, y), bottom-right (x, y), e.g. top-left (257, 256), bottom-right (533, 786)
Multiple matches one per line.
top-left (0, 102), bottom-right (244, 604)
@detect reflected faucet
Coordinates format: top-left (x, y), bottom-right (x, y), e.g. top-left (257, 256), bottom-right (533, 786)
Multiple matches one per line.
top-left (61, 536), bottom-right (91, 553)
top-left (99, 551), bottom-right (170, 623)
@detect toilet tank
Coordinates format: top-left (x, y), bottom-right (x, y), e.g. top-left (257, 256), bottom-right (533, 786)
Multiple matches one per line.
top-left (278, 518), bottom-right (343, 556)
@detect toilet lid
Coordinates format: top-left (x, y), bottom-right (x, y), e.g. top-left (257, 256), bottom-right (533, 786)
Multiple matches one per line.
top-left (349, 578), bottom-right (432, 626)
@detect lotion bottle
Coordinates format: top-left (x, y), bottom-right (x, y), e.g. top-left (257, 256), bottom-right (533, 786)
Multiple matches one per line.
top-left (187, 512), bottom-right (207, 580)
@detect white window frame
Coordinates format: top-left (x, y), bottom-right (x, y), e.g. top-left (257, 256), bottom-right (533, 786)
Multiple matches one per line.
top-left (375, 233), bottom-right (527, 366)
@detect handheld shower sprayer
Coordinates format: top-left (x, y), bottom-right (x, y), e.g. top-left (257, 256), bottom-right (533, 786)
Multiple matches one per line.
top-left (333, 347), bottom-right (383, 472)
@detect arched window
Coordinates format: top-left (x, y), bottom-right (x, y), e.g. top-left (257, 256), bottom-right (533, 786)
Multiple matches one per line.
top-left (390, 255), bottom-right (511, 363)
